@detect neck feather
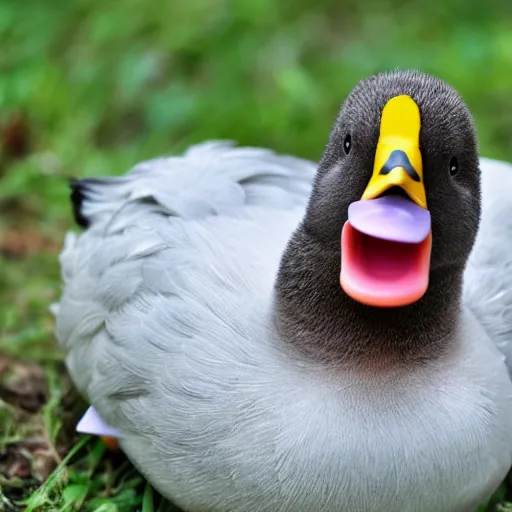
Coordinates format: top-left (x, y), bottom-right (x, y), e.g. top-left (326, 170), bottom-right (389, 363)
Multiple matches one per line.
top-left (275, 224), bottom-right (462, 368)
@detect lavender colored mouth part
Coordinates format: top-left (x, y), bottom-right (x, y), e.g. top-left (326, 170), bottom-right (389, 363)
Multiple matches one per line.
top-left (76, 406), bottom-right (120, 438)
top-left (348, 195), bottom-right (431, 244)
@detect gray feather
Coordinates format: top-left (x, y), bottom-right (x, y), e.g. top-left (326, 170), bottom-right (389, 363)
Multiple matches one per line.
top-left (53, 142), bottom-right (512, 511)
top-left (464, 157), bottom-right (512, 370)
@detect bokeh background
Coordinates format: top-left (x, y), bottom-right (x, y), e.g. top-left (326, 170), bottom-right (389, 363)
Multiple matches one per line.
top-left (1, 0), bottom-right (512, 510)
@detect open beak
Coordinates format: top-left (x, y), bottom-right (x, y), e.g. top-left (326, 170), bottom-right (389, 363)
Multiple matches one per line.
top-left (340, 95), bottom-right (432, 307)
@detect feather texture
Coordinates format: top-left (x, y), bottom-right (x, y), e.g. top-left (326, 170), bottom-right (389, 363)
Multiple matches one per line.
top-left (464, 157), bottom-right (512, 369)
top-left (54, 143), bottom-right (512, 511)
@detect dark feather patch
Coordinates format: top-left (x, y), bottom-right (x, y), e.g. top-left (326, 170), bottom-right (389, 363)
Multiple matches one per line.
top-left (69, 179), bottom-right (91, 228)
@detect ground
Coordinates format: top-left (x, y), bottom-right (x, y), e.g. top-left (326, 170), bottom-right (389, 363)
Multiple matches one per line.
top-left (1, 0), bottom-right (512, 510)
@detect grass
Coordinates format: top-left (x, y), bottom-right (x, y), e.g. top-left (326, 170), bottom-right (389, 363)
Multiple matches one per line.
top-left (1, 0), bottom-right (512, 509)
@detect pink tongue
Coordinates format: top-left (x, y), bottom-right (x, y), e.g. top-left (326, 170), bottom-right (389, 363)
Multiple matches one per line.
top-left (340, 196), bottom-right (432, 308)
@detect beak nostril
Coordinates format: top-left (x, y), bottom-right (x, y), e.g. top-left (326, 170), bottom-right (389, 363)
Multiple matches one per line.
top-left (379, 150), bottom-right (420, 182)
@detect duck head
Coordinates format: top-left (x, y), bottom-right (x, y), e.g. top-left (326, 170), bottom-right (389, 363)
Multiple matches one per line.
top-left (276, 70), bottom-right (481, 362)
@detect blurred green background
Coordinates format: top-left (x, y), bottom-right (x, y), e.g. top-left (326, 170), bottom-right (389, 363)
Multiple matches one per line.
top-left (1, 0), bottom-right (512, 509)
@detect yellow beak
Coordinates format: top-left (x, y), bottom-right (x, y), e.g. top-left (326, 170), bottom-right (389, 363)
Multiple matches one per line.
top-left (361, 95), bottom-right (427, 209)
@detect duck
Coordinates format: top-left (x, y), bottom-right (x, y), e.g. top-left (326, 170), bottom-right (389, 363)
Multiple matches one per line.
top-left (53, 69), bottom-right (512, 512)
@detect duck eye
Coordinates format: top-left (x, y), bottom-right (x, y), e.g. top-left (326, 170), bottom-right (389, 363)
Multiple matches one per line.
top-left (449, 157), bottom-right (459, 176)
top-left (343, 134), bottom-right (351, 155)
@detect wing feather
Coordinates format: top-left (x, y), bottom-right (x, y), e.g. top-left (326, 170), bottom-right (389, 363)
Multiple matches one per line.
top-left (464, 157), bottom-right (512, 369)
top-left (54, 141), bottom-right (315, 422)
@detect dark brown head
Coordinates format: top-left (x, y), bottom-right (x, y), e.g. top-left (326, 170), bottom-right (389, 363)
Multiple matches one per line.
top-left (275, 70), bottom-right (481, 365)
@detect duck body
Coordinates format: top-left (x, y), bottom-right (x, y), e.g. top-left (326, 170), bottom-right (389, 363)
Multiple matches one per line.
top-left (55, 72), bottom-right (512, 511)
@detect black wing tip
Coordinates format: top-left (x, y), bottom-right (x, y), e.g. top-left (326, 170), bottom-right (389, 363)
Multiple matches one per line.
top-left (69, 178), bottom-right (91, 228)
